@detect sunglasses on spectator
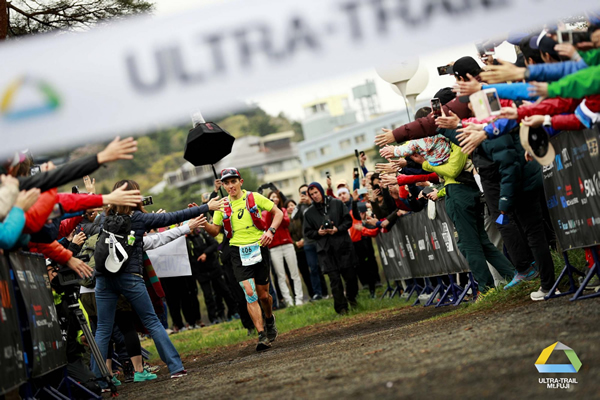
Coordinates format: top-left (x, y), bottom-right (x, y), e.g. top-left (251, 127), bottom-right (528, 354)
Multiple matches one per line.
top-left (300, 191), bottom-right (307, 195)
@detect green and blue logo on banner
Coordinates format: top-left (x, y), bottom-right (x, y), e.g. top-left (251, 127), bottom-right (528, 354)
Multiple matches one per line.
top-left (535, 342), bottom-right (582, 373)
top-left (1, 76), bottom-right (60, 121)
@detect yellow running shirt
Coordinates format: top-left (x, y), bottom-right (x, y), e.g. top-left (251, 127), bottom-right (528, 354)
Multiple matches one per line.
top-left (212, 190), bottom-right (274, 247)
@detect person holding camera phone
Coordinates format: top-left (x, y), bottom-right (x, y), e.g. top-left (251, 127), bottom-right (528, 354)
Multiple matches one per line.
top-left (303, 182), bottom-right (358, 315)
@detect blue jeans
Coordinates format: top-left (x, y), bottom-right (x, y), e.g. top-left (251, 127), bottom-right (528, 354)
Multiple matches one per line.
top-left (93, 273), bottom-right (184, 377)
top-left (304, 242), bottom-right (322, 296)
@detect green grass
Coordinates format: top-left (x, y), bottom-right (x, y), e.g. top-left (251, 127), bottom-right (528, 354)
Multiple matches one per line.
top-left (143, 249), bottom-right (589, 362)
top-left (143, 290), bottom-right (411, 362)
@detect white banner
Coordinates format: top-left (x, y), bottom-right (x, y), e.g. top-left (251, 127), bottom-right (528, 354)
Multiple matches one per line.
top-left (0, 0), bottom-right (596, 156)
top-left (146, 236), bottom-right (192, 278)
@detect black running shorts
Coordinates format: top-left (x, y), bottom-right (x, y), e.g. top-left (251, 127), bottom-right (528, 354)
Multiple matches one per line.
top-left (230, 245), bottom-right (271, 285)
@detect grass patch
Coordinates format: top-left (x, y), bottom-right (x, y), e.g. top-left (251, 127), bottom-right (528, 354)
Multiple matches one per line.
top-left (143, 290), bottom-right (411, 362)
top-left (143, 250), bottom-right (589, 362)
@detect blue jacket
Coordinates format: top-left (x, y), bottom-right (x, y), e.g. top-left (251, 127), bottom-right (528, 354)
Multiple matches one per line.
top-left (484, 119), bottom-right (519, 139)
top-left (97, 204), bottom-right (209, 275)
top-left (528, 58), bottom-right (588, 82)
top-left (482, 83), bottom-right (538, 101)
top-left (0, 207), bottom-right (25, 250)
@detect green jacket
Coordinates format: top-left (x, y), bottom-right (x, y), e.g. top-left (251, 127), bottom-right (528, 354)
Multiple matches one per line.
top-left (548, 64), bottom-right (600, 99)
top-left (580, 48), bottom-right (600, 66)
top-left (422, 142), bottom-right (468, 186)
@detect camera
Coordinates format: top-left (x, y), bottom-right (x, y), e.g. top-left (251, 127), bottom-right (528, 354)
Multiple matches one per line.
top-left (72, 185), bottom-right (79, 194)
top-left (30, 165), bottom-right (41, 176)
top-left (437, 65), bottom-right (452, 76)
top-left (51, 254), bottom-right (91, 290)
top-left (322, 219), bottom-right (334, 230)
top-left (430, 98), bottom-right (442, 118)
top-left (142, 195), bottom-right (153, 206)
top-left (257, 182), bottom-right (277, 195)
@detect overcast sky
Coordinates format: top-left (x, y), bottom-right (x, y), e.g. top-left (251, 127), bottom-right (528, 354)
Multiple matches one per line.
top-left (152, 0), bottom-right (517, 121)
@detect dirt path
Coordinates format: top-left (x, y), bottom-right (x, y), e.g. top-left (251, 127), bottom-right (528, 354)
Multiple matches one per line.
top-left (118, 296), bottom-right (599, 399)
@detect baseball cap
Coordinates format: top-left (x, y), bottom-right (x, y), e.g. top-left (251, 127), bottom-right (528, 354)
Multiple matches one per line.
top-left (220, 167), bottom-right (241, 181)
top-left (336, 179), bottom-right (348, 188)
top-left (519, 124), bottom-right (555, 166)
top-left (452, 56), bottom-right (482, 80)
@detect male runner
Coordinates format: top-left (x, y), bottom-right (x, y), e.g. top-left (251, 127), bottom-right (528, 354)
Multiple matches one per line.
top-left (204, 168), bottom-right (283, 351)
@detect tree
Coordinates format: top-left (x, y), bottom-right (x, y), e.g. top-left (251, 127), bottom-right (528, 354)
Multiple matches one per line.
top-left (1, 0), bottom-right (154, 40)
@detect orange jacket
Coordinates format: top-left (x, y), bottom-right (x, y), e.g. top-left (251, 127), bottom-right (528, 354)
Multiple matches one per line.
top-left (349, 213), bottom-right (379, 243)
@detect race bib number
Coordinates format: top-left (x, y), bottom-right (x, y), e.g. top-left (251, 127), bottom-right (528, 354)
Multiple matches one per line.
top-left (239, 243), bottom-right (262, 266)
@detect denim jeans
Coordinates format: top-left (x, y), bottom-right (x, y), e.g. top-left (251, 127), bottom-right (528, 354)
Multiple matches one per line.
top-left (304, 242), bottom-right (322, 296)
top-left (93, 273), bottom-right (184, 378)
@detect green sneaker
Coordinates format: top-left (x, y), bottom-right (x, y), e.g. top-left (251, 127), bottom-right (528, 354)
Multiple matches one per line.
top-left (111, 375), bottom-right (122, 386)
top-left (134, 369), bottom-right (158, 382)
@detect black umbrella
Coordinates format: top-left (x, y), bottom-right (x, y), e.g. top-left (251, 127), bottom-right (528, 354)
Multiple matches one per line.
top-left (184, 121), bottom-right (235, 198)
top-left (183, 122), bottom-right (235, 166)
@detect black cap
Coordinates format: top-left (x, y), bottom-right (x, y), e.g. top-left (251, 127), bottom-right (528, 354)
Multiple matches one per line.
top-left (539, 36), bottom-right (559, 61)
top-left (434, 87), bottom-right (456, 106)
top-left (221, 167), bottom-right (241, 181)
top-left (452, 56), bottom-right (482, 79)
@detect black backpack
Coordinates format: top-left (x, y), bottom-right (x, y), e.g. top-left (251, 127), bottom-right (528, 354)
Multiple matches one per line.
top-left (94, 213), bottom-right (134, 274)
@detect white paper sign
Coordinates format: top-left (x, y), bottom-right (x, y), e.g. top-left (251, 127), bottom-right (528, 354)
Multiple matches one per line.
top-left (146, 236), bottom-right (192, 278)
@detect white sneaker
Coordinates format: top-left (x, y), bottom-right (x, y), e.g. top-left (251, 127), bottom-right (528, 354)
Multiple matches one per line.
top-left (295, 299), bottom-right (304, 306)
top-left (418, 293), bottom-right (432, 301)
top-left (400, 292), bottom-right (410, 299)
top-left (530, 287), bottom-right (560, 301)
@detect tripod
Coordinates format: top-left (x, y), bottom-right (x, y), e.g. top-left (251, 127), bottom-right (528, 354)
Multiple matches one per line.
top-left (62, 287), bottom-right (118, 397)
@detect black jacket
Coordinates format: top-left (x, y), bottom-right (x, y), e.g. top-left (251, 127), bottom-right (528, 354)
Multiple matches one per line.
top-left (303, 196), bottom-right (354, 273)
top-left (186, 231), bottom-right (220, 281)
top-left (19, 155), bottom-right (101, 192)
top-left (95, 204), bottom-right (210, 276)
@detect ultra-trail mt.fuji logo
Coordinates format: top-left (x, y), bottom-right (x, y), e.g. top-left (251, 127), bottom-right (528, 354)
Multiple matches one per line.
top-left (1, 76), bottom-right (60, 121)
top-left (535, 342), bottom-right (582, 390)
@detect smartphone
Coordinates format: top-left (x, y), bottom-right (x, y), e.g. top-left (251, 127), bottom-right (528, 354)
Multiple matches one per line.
top-left (30, 165), bottom-right (41, 176)
top-left (357, 188), bottom-right (368, 195)
top-left (557, 30), bottom-right (573, 44)
top-left (422, 186), bottom-right (435, 195)
top-left (430, 98), bottom-right (442, 118)
top-left (469, 89), bottom-right (501, 120)
top-left (485, 88), bottom-right (501, 116)
top-left (142, 196), bottom-right (153, 206)
top-left (326, 171), bottom-right (330, 179)
top-left (72, 185), bottom-right (79, 194)
top-left (359, 151), bottom-right (365, 157)
top-left (437, 65), bottom-right (450, 76)
top-left (353, 167), bottom-right (359, 177)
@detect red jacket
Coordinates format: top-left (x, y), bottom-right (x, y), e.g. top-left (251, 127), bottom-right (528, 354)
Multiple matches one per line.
top-left (396, 172), bottom-right (439, 185)
top-left (262, 208), bottom-right (293, 249)
top-left (29, 240), bottom-right (72, 264)
top-left (392, 98), bottom-right (470, 142)
top-left (24, 189), bottom-right (58, 234)
top-left (56, 193), bottom-right (103, 239)
top-left (349, 213), bottom-right (378, 243)
top-left (517, 97), bottom-right (580, 121)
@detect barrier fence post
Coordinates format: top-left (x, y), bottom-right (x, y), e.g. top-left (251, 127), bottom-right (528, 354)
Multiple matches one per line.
top-left (424, 277), bottom-right (447, 307)
top-left (412, 277), bottom-right (435, 306)
top-left (570, 247), bottom-right (600, 301)
top-left (436, 274), bottom-right (464, 307)
top-left (545, 252), bottom-right (585, 299)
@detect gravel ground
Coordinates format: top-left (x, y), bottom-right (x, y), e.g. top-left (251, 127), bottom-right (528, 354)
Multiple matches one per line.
top-left (117, 295), bottom-right (599, 400)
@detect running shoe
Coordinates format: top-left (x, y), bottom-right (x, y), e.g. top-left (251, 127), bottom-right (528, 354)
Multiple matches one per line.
top-left (530, 287), bottom-right (560, 301)
top-left (112, 375), bottom-right (122, 386)
top-left (504, 266), bottom-right (539, 290)
top-left (143, 362), bottom-right (161, 373)
top-left (122, 360), bottom-right (135, 383)
top-left (256, 331), bottom-right (271, 351)
top-left (170, 370), bottom-right (188, 379)
top-left (265, 315), bottom-right (278, 342)
top-left (134, 370), bottom-right (157, 382)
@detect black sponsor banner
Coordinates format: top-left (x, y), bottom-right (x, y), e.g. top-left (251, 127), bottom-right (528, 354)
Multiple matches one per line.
top-left (542, 128), bottom-right (600, 250)
top-left (9, 252), bottom-right (66, 378)
top-left (0, 256), bottom-right (27, 395)
top-left (376, 198), bottom-right (469, 280)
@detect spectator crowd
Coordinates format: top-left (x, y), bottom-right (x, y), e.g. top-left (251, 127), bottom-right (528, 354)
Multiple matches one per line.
top-left (0, 14), bottom-right (599, 398)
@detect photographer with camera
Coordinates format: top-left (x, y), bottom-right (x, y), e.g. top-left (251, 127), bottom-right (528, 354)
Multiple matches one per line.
top-left (303, 182), bottom-right (358, 315)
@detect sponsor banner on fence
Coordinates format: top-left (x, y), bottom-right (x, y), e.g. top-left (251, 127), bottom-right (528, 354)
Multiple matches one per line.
top-left (542, 128), bottom-right (600, 250)
top-left (146, 236), bottom-right (192, 278)
top-left (0, 0), bottom-right (596, 156)
top-left (8, 252), bottom-right (66, 378)
top-left (0, 256), bottom-right (27, 395)
top-left (376, 198), bottom-right (469, 281)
